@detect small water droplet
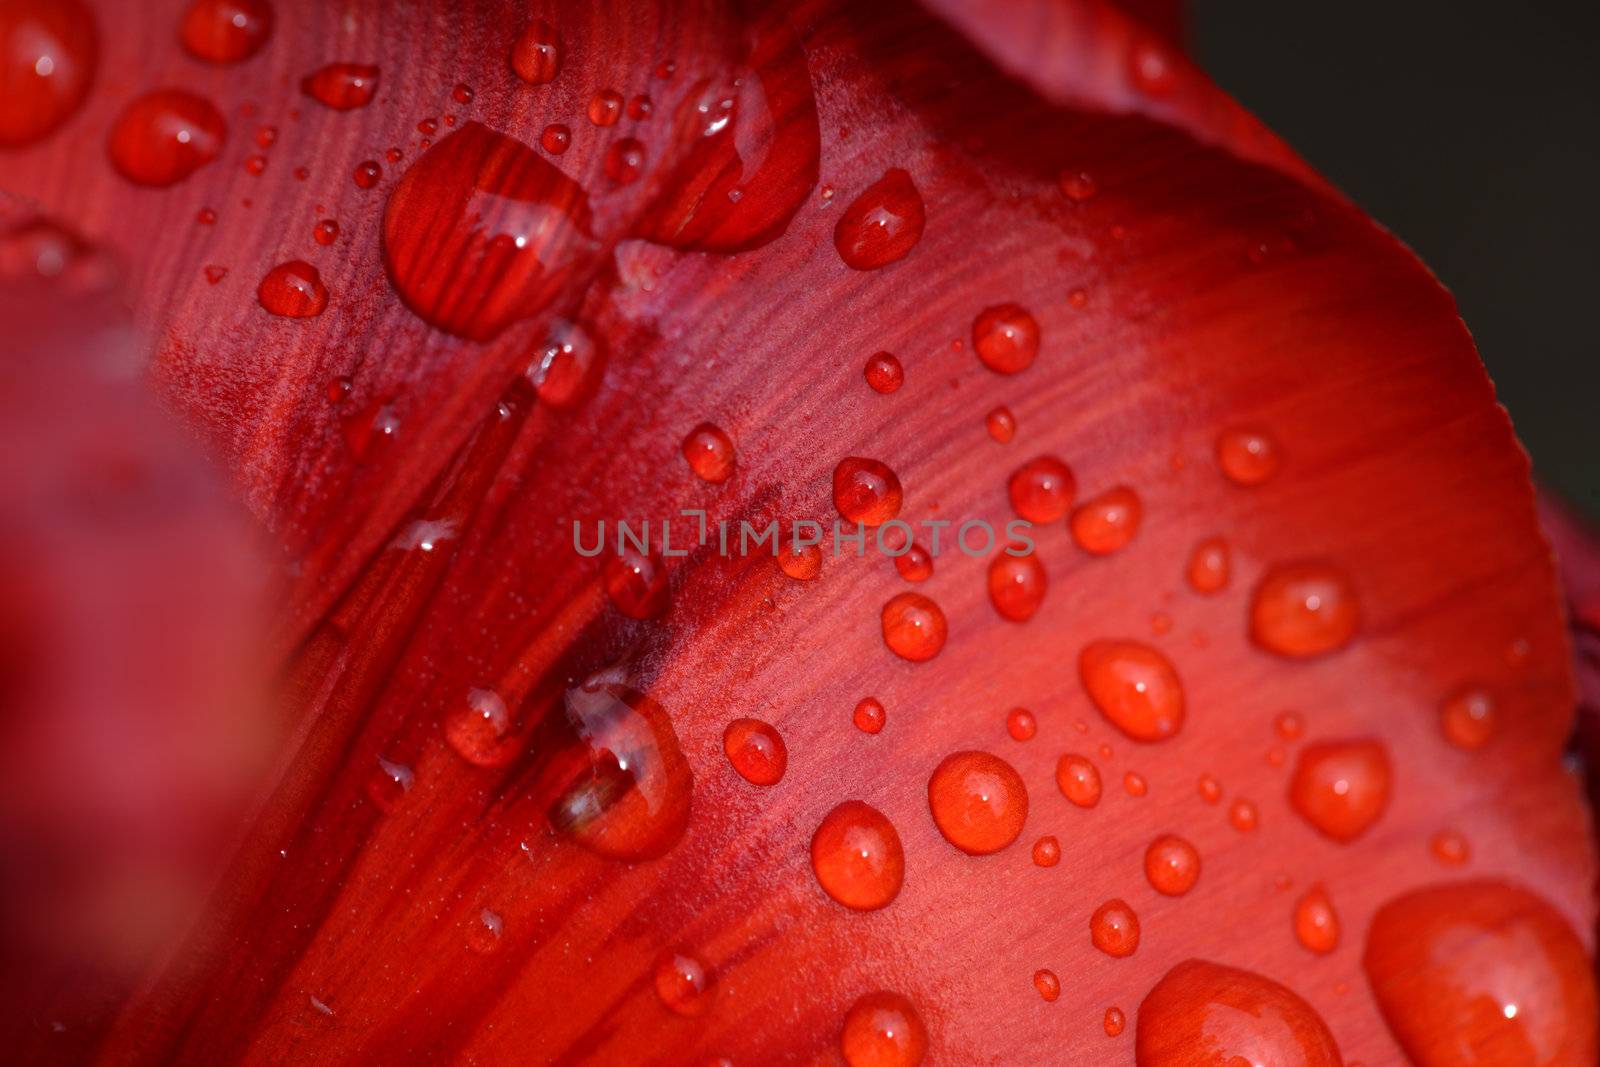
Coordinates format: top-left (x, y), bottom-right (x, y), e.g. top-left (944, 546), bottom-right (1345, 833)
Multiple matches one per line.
top-left (466, 907), bottom-right (502, 953)
top-left (540, 123), bottom-right (572, 154)
top-left (1032, 835), bottom-right (1060, 867)
top-left (853, 697), bottom-right (886, 734)
top-left (587, 89), bottom-right (623, 126)
top-left (834, 168), bottom-right (925, 270)
top-left (723, 718), bottom-right (786, 786)
top-left (778, 541), bottom-right (822, 581)
top-left (1056, 754), bottom-right (1102, 808)
top-left (988, 550), bottom-right (1047, 621)
top-left (452, 83), bottom-right (474, 104)
top-left (1058, 169), bottom-right (1097, 201)
top-left (864, 351), bottom-right (904, 393)
top-left (1216, 426), bottom-right (1281, 486)
top-left (682, 422), bottom-right (736, 483)
top-left (108, 90), bottom-right (226, 186)
top-left (1006, 707), bottom-right (1036, 742)
top-left (811, 800), bottom-right (904, 910)
top-left (834, 456), bottom-right (903, 526)
top-left (366, 755), bottom-right (414, 811)
top-left (1430, 829), bottom-right (1470, 865)
top-left (1250, 562), bottom-right (1360, 658)
top-left (985, 406), bottom-right (1016, 443)
top-left (1288, 737), bottom-right (1391, 842)
top-left (1186, 537), bottom-right (1229, 594)
top-left (654, 948), bottom-right (714, 1017)
top-left (893, 543), bottom-right (932, 582)
top-left (1228, 798), bottom-right (1258, 832)
top-left (301, 62), bottom-right (380, 110)
top-left (605, 136), bottom-right (646, 183)
top-left (1274, 711), bottom-right (1305, 740)
top-left (1079, 639), bottom-right (1184, 742)
top-left (353, 160), bottom-right (381, 188)
top-left (1091, 899), bottom-right (1140, 958)
top-left (927, 751), bottom-right (1028, 855)
top-left (510, 19), bottom-right (560, 85)
top-left (841, 991), bottom-right (927, 1067)
top-left (881, 592), bottom-right (946, 662)
top-left (627, 93), bottom-right (654, 120)
top-left (1440, 686), bottom-right (1496, 750)
top-left (203, 264), bottom-right (227, 284)
top-left (972, 303), bottom-right (1040, 374)
top-left (1034, 969), bottom-right (1061, 1002)
top-left (1123, 771), bottom-right (1148, 797)
top-left (1196, 773), bottom-right (1221, 804)
top-left (604, 547), bottom-right (669, 619)
top-left (444, 687), bottom-right (517, 767)
top-left (313, 218), bottom-right (339, 246)
top-left (1007, 455), bottom-right (1074, 522)
top-left (1144, 835), bottom-right (1200, 896)
top-left (257, 260), bottom-right (328, 317)
top-left (1104, 1006), bottom-right (1125, 1037)
top-left (1070, 486), bottom-right (1141, 555)
top-left (1294, 885), bottom-right (1340, 954)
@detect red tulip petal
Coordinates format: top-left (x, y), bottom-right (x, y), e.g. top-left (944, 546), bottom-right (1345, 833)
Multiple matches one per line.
top-left (2, 0), bottom-right (1593, 1064)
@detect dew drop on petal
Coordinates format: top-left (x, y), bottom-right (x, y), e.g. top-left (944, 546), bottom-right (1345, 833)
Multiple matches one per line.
top-left (108, 90), bottom-right (226, 186)
top-left (723, 718), bottom-right (786, 786)
top-left (444, 687), bottom-right (517, 767)
top-left (179, 0), bottom-right (272, 64)
top-left (1440, 686), bottom-right (1497, 750)
top-left (654, 948), bottom-right (713, 1017)
top-left (1186, 537), bottom-right (1229, 594)
top-left (973, 302), bottom-right (1040, 374)
top-left (587, 89), bottom-right (623, 126)
top-left (604, 136), bottom-right (646, 183)
top-left (834, 456), bottom-right (903, 526)
top-left (257, 260), bottom-right (327, 318)
top-left (1144, 835), bottom-right (1200, 896)
top-left (778, 541), bottom-right (821, 581)
top-left (1056, 754), bottom-right (1102, 808)
top-left (881, 592), bottom-right (946, 662)
top-left (352, 160), bottom-right (381, 188)
top-left (603, 547), bottom-right (669, 620)
top-left (864, 351), bottom-right (904, 393)
top-left (1294, 885), bottom-right (1340, 954)
top-left (1216, 426), bottom-right (1281, 485)
top-left (1363, 881), bottom-right (1597, 1067)
top-left (1430, 829), bottom-right (1470, 866)
top-left (1250, 562), bottom-right (1360, 658)
top-left (1007, 455), bottom-right (1074, 522)
top-left (1070, 486), bottom-right (1141, 555)
top-left (988, 551), bottom-right (1046, 621)
top-left (853, 697), bottom-right (886, 734)
top-left (1006, 707), bottom-right (1036, 742)
top-left (1104, 1007), bottom-right (1126, 1038)
top-left (312, 218), bottom-right (339, 246)
top-left (682, 422), bottom-right (736, 483)
top-left (510, 19), bottom-right (560, 85)
top-left (985, 406), bottom-right (1017, 443)
top-left (811, 801), bottom-right (904, 910)
top-left (927, 751), bottom-right (1028, 855)
top-left (1229, 798), bottom-right (1258, 832)
top-left (1136, 960), bottom-right (1343, 1066)
top-left (1091, 899), bottom-right (1140, 958)
top-left (1079, 639), bottom-right (1184, 742)
top-left (841, 990), bottom-right (927, 1067)
top-left (1034, 969), bottom-right (1060, 1002)
top-left (834, 168), bottom-right (925, 270)
top-left (1197, 773), bottom-right (1222, 805)
top-left (1, 0), bottom-right (98, 147)
top-left (540, 123), bottom-right (571, 154)
top-left (1288, 738), bottom-right (1391, 842)
top-left (301, 63), bottom-right (380, 110)
top-left (1032, 835), bottom-right (1060, 867)
top-left (894, 543), bottom-right (932, 582)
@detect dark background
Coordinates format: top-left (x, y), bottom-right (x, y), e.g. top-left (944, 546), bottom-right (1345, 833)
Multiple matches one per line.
top-left (1192, 1), bottom-right (1599, 519)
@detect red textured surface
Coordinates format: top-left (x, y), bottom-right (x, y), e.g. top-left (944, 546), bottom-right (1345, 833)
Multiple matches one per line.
top-left (0, 0), bottom-right (1594, 1063)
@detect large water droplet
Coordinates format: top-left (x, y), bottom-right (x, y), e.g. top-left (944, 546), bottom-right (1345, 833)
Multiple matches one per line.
top-left (179, 0), bottom-right (271, 64)
top-left (1288, 737), bottom-right (1390, 842)
top-left (927, 751), bottom-right (1027, 855)
top-left (834, 168), bottom-right (925, 270)
top-left (1250, 562), bottom-right (1359, 658)
top-left (257, 260), bottom-right (327, 318)
top-left (301, 62), bottom-right (379, 110)
top-left (1079, 640), bottom-right (1184, 742)
top-left (988, 551), bottom-right (1046, 621)
top-left (1007, 455), bottom-right (1074, 522)
top-left (834, 456), bottom-right (902, 526)
top-left (972, 303), bottom-right (1039, 374)
top-left (881, 592), bottom-right (946, 662)
top-left (510, 19), bottom-right (560, 85)
top-left (811, 800), bottom-right (904, 910)
top-left (382, 122), bottom-right (596, 341)
top-left (1135, 959), bottom-right (1343, 1066)
top-left (107, 90), bottom-right (226, 186)
top-left (1144, 835), bottom-right (1200, 896)
top-left (841, 990), bottom-right (927, 1067)
top-left (1363, 881), bottom-right (1597, 1067)
top-left (0, 0), bottom-right (97, 148)
top-left (1070, 486), bottom-right (1142, 555)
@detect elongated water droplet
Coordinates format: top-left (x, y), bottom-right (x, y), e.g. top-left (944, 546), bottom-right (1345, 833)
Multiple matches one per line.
top-left (1294, 885), bottom-right (1340, 954)
top-left (510, 19), bottom-right (560, 85)
top-left (1070, 486), bottom-right (1141, 555)
top-left (654, 948), bottom-right (713, 1017)
top-left (0, 0), bottom-right (97, 148)
top-left (444, 687), bottom-right (516, 767)
top-left (1056, 754), bottom-right (1102, 808)
top-left (988, 551), bottom-right (1046, 621)
top-left (1079, 639), bottom-right (1184, 742)
top-left (603, 547), bottom-right (669, 619)
top-left (108, 90), bottom-right (226, 186)
top-left (1034, 969), bottom-right (1060, 1002)
top-left (834, 168), bottom-right (924, 270)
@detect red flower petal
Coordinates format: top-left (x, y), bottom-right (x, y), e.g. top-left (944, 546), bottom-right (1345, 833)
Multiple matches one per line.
top-left (1, 0), bottom-right (1593, 1063)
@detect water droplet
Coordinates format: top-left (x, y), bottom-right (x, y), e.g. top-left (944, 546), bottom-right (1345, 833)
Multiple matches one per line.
top-left (811, 800), bottom-right (904, 910)
top-left (444, 687), bottom-right (517, 767)
top-left (972, 303), bottom-right (1040, 374)
top-left (627, 93), bottom-right (654, 120)
top-left (1091, 899), bottom-right (1140, 958)
top-left (108, 90), bottom-right (226, 186)
top-left (1128, 38), bottom-right (1179, 97)
top-left (841, 990), bottom-right (927, 1067)
top-left (538, 676), bottom-right (693, 861)
top-left (466, 907), bottom-right (502, 953)
top-left (682, 422), bottom-right (735, 483)
top-left (1034, 969), bottom-right (1061, 1002)
top-left (1058, 169), bottom-right (1097, 201)
top-left (1047, 755), bottom-right (1103, 817)
top-left (1288, 737), bottom-right (1391, 842)
top-left (723, 718), bottom-right (786, 786)
top-left (1123, 771), bottom-right (1148, 797)
top-left (587, 89), bottom-right (623, 126)
top-left (313, 218), bottom-right (339, 246)
top-left (1006, 707), bottom-right (1036, 742)
top-left (1364, 881), bottom-right (1597, 1067)
top-left (1104, 1007), bottom-right (1126, 1038)
top-left (1032, 835), bottom-right (1060, 867)
top-left (1070, 486), bottom-right (1141, 555)
top-left (0, 0), bottom-right (96, 147)
top-left (1078, 639), bottom-right (1184, 742)
top-left (1430, 829), bottom-right (1470, 866)
top-left (353, 160), bottom-right (381, 188)
top-left (510, 19), bottom-right (560, 85)
top-left (834, 456), bottom-right (902, 526)
top-left (1250, 562), bottom-right (1360, 658)
top-left (1136, 960), bottom-right (1343, 1065)
top-left (1197, 773), bottom-right (1221, 804)
top-left (853, 697), bottom-right (886, 734)
top-left (1294, 885), bottom-right (1340, 954)
top-left (203, 265), bottom-right (227, 285)
top-left (778, 541), bottom-right (821, 581)
top-left (985, 406), bottom-right (1017, 443)
top-left (927, 751), bottom-right (1028, 855)
top-left (894, 543), bottom-right (932, 582)
top-left (539, 123), bottom-right (571, 154)
top-left (604, 547), bottom-right (669, 619)
top-left (382, 122), bottom-right (595, 341)
top-left (654, 948), bottom-right (713, 1017)
top-left (864, 351), bottom-right (904, 393)
top-left (452, 83), bottom-right (474, 104)
top-left (1440, 686), bottom-right (1497, 750)
top-left (1186, 537), bottom-right (1229, 594)
top-left (605, 136), bottom-right (646, 183)
top-left (1007, 455), bottom-right (1074, 522)
top-left (179, 0), bottom-right (272, 64)
top-left (197, 207), bottom-right (217, 225)
top-left (881, 592), bottom-right (947, 662)
top-left (301, 62), bottom-right (379, 110)
top-left (988, 551), bottom-right (1047, 621)
top-left (366, 755), bottom-right (413, 812)
top-left (1229, 798), bottom-right (1259, 832)
top-left (834, 168), bottom-right (925, 270)
top-left (528, 318), bottom-right (605, 408)
top-left (243, 153), bottom-right (266, 176)
top-left (257, 260), bottom-right (328, 318)
top-left (1275, 711), bottom-right (1305, 740)
top-left (1216, 426), bottom-right (1280, 485)
top-left (1144, 835), bottom-right (1200, 896)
